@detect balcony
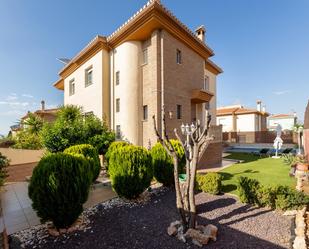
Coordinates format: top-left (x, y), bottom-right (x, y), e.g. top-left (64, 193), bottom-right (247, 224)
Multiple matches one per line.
top-left (191, 89), bottom-right (214, 103)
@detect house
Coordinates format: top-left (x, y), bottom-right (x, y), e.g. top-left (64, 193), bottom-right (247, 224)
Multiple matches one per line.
top-left (268, 113), bottom-right (297, 131)
top-left (20, 101), bottom-right (58, 126)
top-left (10, 101), bottom-right (58, 136)
top-left (53, 0), bottom-right (223, 166)
top-left (217, 101), bottom-right (269, 132)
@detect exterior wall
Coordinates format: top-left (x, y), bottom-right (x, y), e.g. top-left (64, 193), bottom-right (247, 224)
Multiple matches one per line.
top-left (217, 113), bottom-right (267, 132)
top-left (112, 41), bottom-right (143, 145)
top-left (141, 30), bottom-right (162, 147)
top-left (223, 130), bottom-right (297, 144)
top-left (161, 30), bottom-right (205, 137)
top-left (217, 115), bottom-right (233, 132)
top-left (64, 49), bottom-right (107, 120)
top-left (268, 117), bottom-right (296, 130)
top-left (236, 114), bottom-right (256, 132)
top-left (204, 69), bottom-right (217, 125)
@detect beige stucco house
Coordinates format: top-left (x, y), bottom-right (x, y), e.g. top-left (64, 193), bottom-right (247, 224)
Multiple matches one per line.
top-left (53, 0), bottom-right (223, 166)
top-left (217, 101), bottom-right (269, 133)
top-left (268, 113), bottom-right (297, 131)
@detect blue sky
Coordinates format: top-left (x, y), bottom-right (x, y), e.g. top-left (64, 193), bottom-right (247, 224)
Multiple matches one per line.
top-left (0, 0), bottom-right (308, 135)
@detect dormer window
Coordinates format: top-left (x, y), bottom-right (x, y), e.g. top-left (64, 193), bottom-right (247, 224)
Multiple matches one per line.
top-left (85, 66), bottom-right (93, 87)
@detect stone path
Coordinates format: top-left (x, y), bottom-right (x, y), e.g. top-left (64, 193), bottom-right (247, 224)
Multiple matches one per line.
top-left (0, 182), bottom-right (116, 235)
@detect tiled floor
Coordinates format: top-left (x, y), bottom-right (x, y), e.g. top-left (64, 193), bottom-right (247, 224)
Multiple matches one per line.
top-left (0, 182), bottom-right (116, 235)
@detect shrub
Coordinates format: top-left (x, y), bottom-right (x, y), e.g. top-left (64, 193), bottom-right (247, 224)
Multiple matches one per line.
top-left (150, 140), bottom-right (185, 186)
top-left (196, 173), bottom-right (222, 195)
top-left (89, 133), bottom-right (115, 155)
top-left (237, 177), bottom-right (309, 210)
top-left (108, 145), bottom-right (153, 199)
top-left (273, 185), bottom-right (309, 210)
top-left (64, 144), bottom-right (101, 182)
top-left (237, 177), bottom-right (260, 204)
top-left (104, 141), bottom-right (129, 165)
top-left (28, 153), bottom-right (92, 228)
top-left (13, 131), bottom-right (43, 150)
top-left (0, 152), bottom-right (9, 186)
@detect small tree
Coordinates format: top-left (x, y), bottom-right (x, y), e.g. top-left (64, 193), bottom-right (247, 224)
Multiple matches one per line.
top-left (153, 108), bottom-right (214, 233)
top-left (0, 152), bottom-right (9, 186)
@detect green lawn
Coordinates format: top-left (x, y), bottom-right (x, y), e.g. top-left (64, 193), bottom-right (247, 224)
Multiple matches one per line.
top-left (219, 153), bottom-right (296, 194)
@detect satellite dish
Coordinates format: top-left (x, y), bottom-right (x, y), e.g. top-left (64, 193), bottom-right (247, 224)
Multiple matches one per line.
top-left (56, 58), bottom-right (71, 65)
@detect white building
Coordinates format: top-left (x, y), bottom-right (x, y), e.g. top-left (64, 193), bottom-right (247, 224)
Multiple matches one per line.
top-left (216, 101), bottom-right (269, 132)
top-left (268, 114), bottom-right (297, 131)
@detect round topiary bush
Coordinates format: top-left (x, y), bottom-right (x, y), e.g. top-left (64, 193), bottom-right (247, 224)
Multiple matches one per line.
top-left (64, 144), bottom-right (100, 182)
top-left (28, 153), bottom-right (92, 229)
top-left (150, 139), bottom-right (185, 186)
top-left (196, 173), bottom-right (222, 195)
top-left (104, 141), bottom-right (129, 165)
top-left (108, 145), bottom-right (153, 199)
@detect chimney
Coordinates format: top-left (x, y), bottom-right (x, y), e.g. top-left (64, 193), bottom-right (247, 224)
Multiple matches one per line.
top-left (262, 105), bottom-right (266, 113)
top-left (257, 100), bottom-right (262, 112)
top-left (195, 25), bottom-right (206, 42)
top-left (41, 100), bottom-right (45, 111)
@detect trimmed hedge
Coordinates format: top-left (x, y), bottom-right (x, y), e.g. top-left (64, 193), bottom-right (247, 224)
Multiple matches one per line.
top-left (237, 176), bottom-right (309, 210)
top-left (64, 144), bottom-right (100, 182)
top-left (150, 140), bottom-right (185, 186)
top-left (104, 141), bottom-right (129, 165)
top-left (28, 153), bottom-right (92, 229)
top-left (108, 145), bottom-right (153, 199)
top-left (196, 173), bottom-right (222, 195)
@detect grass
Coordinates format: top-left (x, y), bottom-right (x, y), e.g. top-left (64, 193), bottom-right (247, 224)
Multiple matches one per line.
top-left (220, 153), bottom-right (296, 194)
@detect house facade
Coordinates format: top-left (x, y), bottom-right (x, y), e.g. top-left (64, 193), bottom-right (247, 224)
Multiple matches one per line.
top-left (53, 0), bottom-right (223, 166)
top-left (217, 101), bottom-right (268, 133)
top-left (268, 114), bottom-right (297, 131)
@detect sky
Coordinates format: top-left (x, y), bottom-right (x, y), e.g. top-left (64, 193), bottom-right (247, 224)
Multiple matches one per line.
top-left (0, 0), bottom-right (308, 135)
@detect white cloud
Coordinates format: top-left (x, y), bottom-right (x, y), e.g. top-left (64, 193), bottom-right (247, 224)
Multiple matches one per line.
top-left (6, 93), bottom-right (18, 101)
top-left (273, 90), bottom-right (291, 95)
top-left (0, 101), bottom-right (30, 107)
top-left (22, 94), bottom-right (34, 98)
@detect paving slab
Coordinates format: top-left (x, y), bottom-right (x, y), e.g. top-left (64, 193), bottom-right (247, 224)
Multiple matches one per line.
top-left (1, 181), bottom-right (116, 235)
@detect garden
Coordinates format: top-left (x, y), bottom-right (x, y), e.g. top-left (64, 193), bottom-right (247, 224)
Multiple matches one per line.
top-left (2, 106), bottom-right (308, 248)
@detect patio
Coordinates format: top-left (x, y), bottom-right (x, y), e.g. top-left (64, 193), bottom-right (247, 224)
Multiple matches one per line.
top-left (0, 182), bottom-right (116, 235)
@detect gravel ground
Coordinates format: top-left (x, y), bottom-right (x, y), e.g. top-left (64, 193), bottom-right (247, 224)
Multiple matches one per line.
top-left (11, 188), bottom-right (293, 249)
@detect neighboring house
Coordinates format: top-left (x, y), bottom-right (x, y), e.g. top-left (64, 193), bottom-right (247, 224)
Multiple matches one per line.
top-left (304, 101), bottom-right (309, 161)
top-left (217, 101), bottom-right (269, 132)
top-left (53, 0), bottom-right (223, 166)
top-left (10, 101), bottom-right (59, 136)
top-left (268, 113), bottom-right (297, 131)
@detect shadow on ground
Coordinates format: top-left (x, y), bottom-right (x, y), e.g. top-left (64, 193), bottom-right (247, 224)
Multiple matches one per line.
top-left (13, 189), bottom-right (291, 249)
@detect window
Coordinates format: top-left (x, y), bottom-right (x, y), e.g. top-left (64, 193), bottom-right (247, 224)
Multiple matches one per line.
top-left (69, 79), bottom-right (75, 96)
top-left (176, 49), bottom-right (182, 64)
top-left (142, 49), bottom-right (148, 64)
top-left (176, 105), bottom-right (182, 119)
top-left (116, 125), bottom-right (121, 139)
top-left (204, 76), bottom-right (209, 91)
top-left (85, 66), bottom-right (93, 87)
top-left (116, 71), bottom-right (120, 85)
top-left (143, 105), bottom-right (148, 120)
top-left (116, 98), bottom-right (120, 112)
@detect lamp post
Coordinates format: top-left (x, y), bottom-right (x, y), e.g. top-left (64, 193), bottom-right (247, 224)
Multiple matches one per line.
top-left (181, 122), bottom-right (196, 160)
top-left (294, 126), bottom-right (304, 155)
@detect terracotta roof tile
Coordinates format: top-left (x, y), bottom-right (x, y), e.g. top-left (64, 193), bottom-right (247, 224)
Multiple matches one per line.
top-left (217, 107), bottom-right (269, 116)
